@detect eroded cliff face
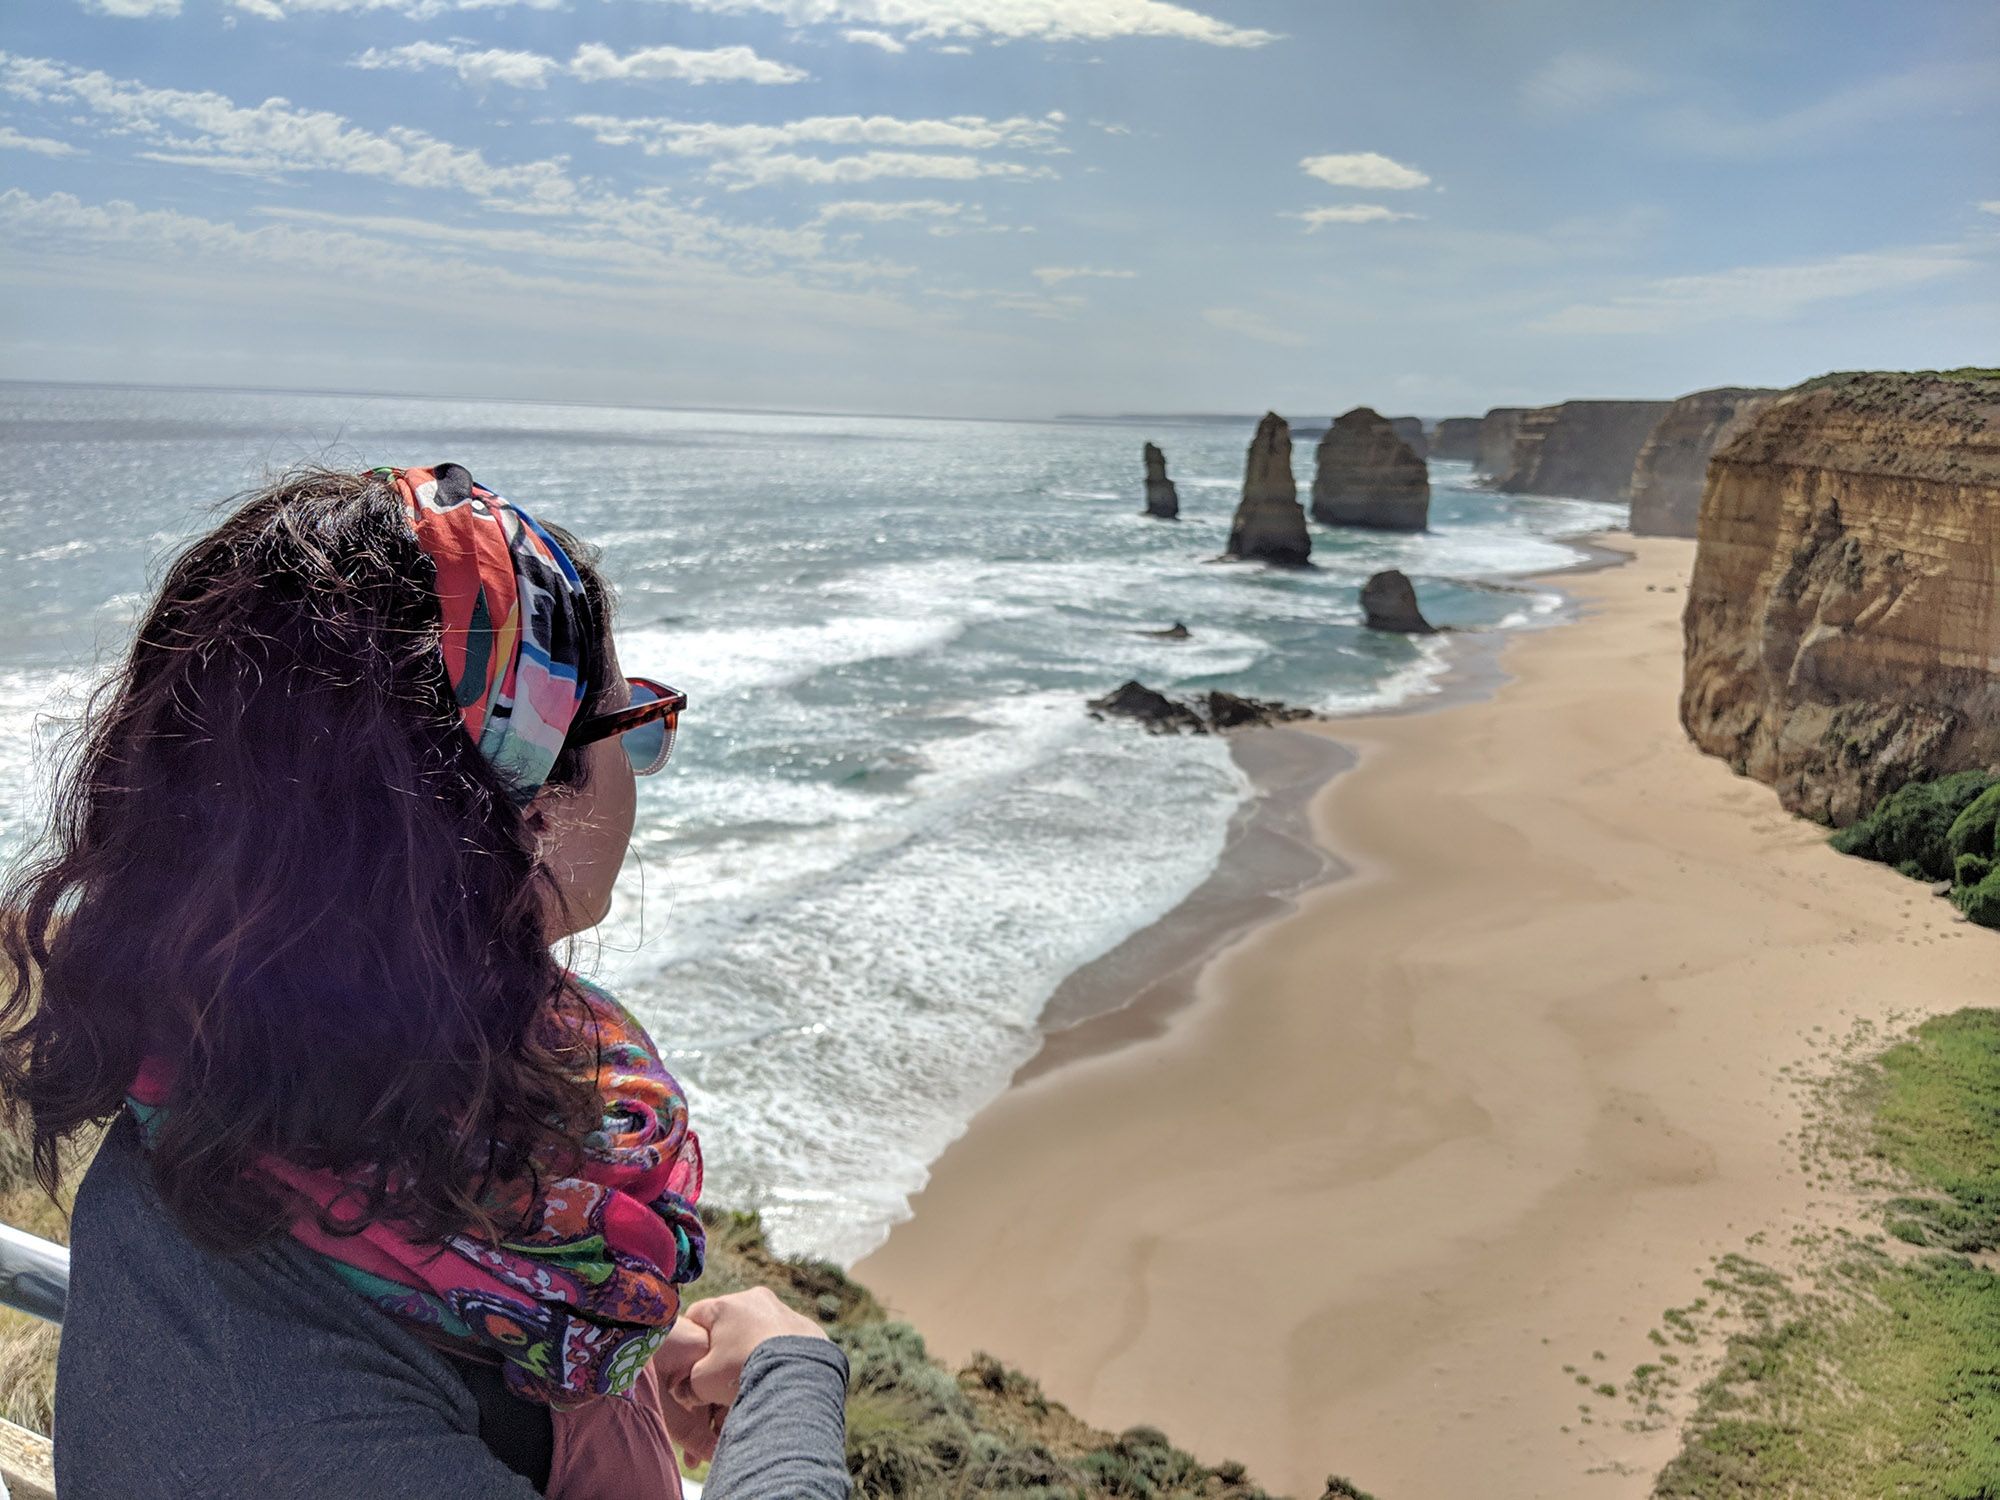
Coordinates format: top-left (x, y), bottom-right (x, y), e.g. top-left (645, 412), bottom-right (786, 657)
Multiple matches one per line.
top-left (1225, 412), bottom-right (1311, 566)
top-left (1431, 417), bottom-right (1482, 463)
top-left (1499, 399), bottom-right (1670, 500)
top-left (1475, 407), bottom-right (1526, 478)
top-left (1142, 441), bottom-right (1179, 520)
top-left (1629, 387), bottom-right (1781, 537)
top-left (1389, 416), bottom-right (1428, 462)
top-left (1680, 371), bottom-right (2000, 824)
top-left (1311, 406), bottom-right (1429, 532)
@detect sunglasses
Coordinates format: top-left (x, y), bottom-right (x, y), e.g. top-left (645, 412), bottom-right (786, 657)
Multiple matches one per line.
top-left (564, 675), bottom-right (685, 776)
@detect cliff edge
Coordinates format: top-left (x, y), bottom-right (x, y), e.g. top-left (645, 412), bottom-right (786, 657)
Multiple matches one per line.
top-left (1499, 399), bottom-right (1669, 501)
top-left (1629, 387), bottom-right (1781, 537)
top-left (1679, 370), bottom-right (2000, 824)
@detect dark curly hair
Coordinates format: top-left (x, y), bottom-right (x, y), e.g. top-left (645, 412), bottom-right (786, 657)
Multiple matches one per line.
top-left (0, 465), bottom-right (620, 1254)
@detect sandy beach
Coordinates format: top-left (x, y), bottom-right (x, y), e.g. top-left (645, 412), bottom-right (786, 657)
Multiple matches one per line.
top-left (855, 534), bottom-right (1991, 1499)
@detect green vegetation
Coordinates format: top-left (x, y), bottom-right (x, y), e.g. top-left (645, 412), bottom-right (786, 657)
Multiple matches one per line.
top-left (1653, 1009), bottom-right (2000, 1498)
top-left (0, 1130), bottom-right (1318, 1497)
top-left (1829, 769), bottom-right (1998, 879)
top-left (1830, 771), bottom-right (2000, 927)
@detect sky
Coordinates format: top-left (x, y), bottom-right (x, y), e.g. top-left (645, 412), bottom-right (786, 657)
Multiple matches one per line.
top-left (2, 0), bottom-right (1996, 420)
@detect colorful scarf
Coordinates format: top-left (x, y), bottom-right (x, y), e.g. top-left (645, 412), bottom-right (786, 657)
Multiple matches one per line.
top-left (126, 972), bottom-right (705, 1407)
top-left (376, 463), bottom-right (592, 806)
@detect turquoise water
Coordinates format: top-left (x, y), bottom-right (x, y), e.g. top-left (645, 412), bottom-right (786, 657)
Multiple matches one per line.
top-left (0, 382), bottom-right (1623, 1261)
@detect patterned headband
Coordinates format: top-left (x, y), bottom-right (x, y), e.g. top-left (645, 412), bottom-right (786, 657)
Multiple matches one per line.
top-left (376, 464), bottom-right (592, 806)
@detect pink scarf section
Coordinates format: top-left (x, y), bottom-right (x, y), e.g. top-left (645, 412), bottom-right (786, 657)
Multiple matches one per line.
top-left (126, 972), bottom-right (704, 1408)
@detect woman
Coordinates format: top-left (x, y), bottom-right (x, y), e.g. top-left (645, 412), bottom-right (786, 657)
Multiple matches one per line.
top-left (0, 464), bottom-right (851, 1497)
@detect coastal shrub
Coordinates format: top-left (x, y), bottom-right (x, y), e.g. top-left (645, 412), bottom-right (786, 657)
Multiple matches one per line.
top-left (1828, 769), bottom-right (1999, 880)
top-left (1953, 867), bottom-right (2000, 931)
top-left (1945, 782), bottom-right (2000, 864)
top-left (845, 1388), bottom-right (948, 1496)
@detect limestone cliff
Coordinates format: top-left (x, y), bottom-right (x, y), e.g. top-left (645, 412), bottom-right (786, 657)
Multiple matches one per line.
top-left (1389, 416), bottom-right (1428, 462)
top-left (1310, 407), bottom-right (1429, 532)
top-left (1680, 371), bottom-right (2000, 824)
top-left (1431, 417), bottom-right (1482, 463)
top-left (1475, 407), bottom-right (1527, 479)
top-left (1142, 441), bottom-right (1179, 520)
top-left (1629, 387), bottom-right (1781, 537)
top-left (1499, 399), bottom-right (1670, 500)
top-left (1225, 412), bottom-right (1311, 566)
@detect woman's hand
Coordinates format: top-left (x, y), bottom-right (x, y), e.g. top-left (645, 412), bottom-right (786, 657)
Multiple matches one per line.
top-left (654, 1316), bottom-right (727, 1463)
top-left (680, 1288), bottom-right (830, 1408)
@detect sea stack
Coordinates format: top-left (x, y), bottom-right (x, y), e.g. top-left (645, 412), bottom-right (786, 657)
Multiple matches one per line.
top-left (1310, 407), bottom-right (1430, 532)
top-left (1431, 417), bottom-right (1482, 462)
top-left (1142, 442), bottom-right (1179, 520)
top-left (1680, 371), bottom-right (2000, 824)
top-left (1224, 412), bottom-right (1311, 566)
top-left (1475, 407), bottom-right (1528, 479)
top-left (1388, 416), bottom-right (1429, 462)
top-left (1361, 570), bottom-right (1435, 634)
top-left (1498, 399), bottom-right (1671, 500)
top-left (1628, 387), bottom-right (1781, 537)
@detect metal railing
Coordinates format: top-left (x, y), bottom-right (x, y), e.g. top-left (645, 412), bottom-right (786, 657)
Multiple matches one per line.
top-left (0, 1224), bottom-right (65, 1325)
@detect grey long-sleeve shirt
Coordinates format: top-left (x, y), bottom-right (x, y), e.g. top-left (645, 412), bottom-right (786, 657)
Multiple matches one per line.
top-left (53, 1112), bottom-right (851, 1499)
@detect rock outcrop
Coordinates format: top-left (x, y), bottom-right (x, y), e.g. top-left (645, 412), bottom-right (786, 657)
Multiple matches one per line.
top-left (1224, 412), bottom-right (1311, 566)
top-left (1361, 569), bottom-right (1435, 633)
top-left (1475, 407), bottom-right (1527, 479)
top-left (1087, 681), bottom-right (1314, 734)
top-left (1310, 407), bottom-right (1430, 532)
top-left (1431, 417), bottom-right (1482, 463)
top-left (1498, 399), bottom-right (1671, 500)
top-left (1142, 442), bottom-right (1179, 520)
top-left (1680, 371), bottom-right (2000, 824)
top-left (1389, 416), bottom-right (1428, 462)
top-left (1629, 387), bottom-right (1781, 537)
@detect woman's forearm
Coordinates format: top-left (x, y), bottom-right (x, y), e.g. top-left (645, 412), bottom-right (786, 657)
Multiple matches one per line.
top-left (700, 1337), bottom-right (852, 1499)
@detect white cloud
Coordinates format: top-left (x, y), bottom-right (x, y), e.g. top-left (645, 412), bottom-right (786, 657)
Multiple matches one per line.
top-left (1520, 51), bottom-right (1657, 118)
top-left (1201, 306), bottom-right (1307, 347)
top-left (574, 111), bottom-right (1062, 157)
top-left (570, 43), bottom-right (808, 85)
top-left (1300, 151), bottom-right (1430, 191)
top-left (1032, 265), bottom-right (1135, 285)
top-left (356, 42), bottom-right (560, 89)
top-left (933, 43), bottom-right (973, 54)
top-left (1286, 204), bottom-right (1417, 229)
top-left (1977, 200), bottom-right (2000, 215)
top-left (355, 40), bottom-right (806, 88)
top-left (642, 0), bottom-right (1276, 47)
top-left (574, 108), bottom-right (1063, 188)
top-left (80, 0), bottom-right (183, 15)
top-left (1, 52), bottom-right (578, 212)
top-left (712, 149), bottom-right (1054, 188)
top-left (0, 126), bottom-right (83, 157)
top-left (227, 0), bottom-right (561, 15)
top-left (1532, 243), bottom-right (1979, 334)
top-left (842, 28), bottom-right (906, 52)
top-left (813, 198), bottom-right (963, 222)
top-left (1653, 62), bottom-right (1994, 159)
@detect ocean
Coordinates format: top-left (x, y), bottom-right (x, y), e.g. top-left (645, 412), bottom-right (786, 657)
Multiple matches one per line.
top-left (0, 382), bottom-right (1624, 1263)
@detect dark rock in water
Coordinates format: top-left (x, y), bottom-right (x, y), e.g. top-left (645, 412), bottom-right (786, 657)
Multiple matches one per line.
top-left (1224, 413), bottom-right (1311, 566)
top-left (1087, 680), bottom-right (1207, 734)
top-left (1311, 407), bottom-right (1430, 532)
top-left (1087, 680), bottom-right (1314, 734)
top-left (1201, 690), bottom-right (1315, 730)
top-left (1388, 415), bottom-right (1429, 462)
top-left (1135, 621), bottom-right (1191, 639)
top-left (1431, 417), bottom-right (1482, 462)
top-left (1142, 442), bottom-right (1180, 520)
top-left (1361, 569), bottom-right (1435, 633)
